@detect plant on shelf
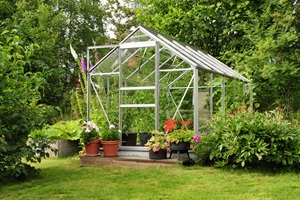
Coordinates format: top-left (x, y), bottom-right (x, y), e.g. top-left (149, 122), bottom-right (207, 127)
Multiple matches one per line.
top-left (146, 131), bottom-right (169, 152)
top-left (80, 121), bottom-right (101, 156)
top-left (102, 125), bottom-right (121, 141)
top-left (165, 119), bottom-right (195, 144)
top-left (164, 119), bottom-right (201, 159)
top-left (80, 121), bottom-right (100, 144)
top-left (145, 131), bottom-right (169, 159)
top-left (101, 125), bottom-right (121, 157)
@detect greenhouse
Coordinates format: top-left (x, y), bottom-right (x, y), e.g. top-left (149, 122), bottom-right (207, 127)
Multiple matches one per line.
top-left (86, 25), bottom-right (251, 151)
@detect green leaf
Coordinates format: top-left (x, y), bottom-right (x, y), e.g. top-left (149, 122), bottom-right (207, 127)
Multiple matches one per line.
top-left (1, 30), bottom-right (9, 35)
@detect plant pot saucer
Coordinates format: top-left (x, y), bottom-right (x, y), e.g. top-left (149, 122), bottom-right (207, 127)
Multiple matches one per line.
top-left (84, 154), bottom-right (99, 157)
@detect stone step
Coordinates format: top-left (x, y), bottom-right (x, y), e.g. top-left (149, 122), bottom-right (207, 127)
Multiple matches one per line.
top-left (80, 156), bottom-right (181, 168)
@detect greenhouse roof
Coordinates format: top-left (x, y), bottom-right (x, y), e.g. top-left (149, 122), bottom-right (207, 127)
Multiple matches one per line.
top-left (89, 25), bottom-right (250, 82)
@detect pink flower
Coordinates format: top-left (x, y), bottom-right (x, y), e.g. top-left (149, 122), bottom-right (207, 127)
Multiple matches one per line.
top-left (95, 52), bottom-right (99, 60)
top-left (193, 134), bottom-right (201, 143)
top-left (81, 58), bottom-right (86, 71)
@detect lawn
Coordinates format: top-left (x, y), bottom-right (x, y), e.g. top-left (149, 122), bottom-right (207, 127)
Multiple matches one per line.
top-left (1, 157), bottom-right (300, 200)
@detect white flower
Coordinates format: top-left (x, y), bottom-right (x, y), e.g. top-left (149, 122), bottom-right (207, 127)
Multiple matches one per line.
top-left (70, 44), bottom-right (78, 60)
top-left (109, 124), bottom-right (115, 129)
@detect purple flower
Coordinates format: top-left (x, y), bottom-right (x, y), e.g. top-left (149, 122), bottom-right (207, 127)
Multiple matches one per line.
top-left (193, 133), bottom-right (201, 143)
top-left (81, 58), bottom-right (86, 71)
top-left (95, 52), bottom-right (99, 60)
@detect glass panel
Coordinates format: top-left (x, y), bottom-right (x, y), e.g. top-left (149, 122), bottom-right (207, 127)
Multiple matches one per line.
top-left (122, 29), bottom-right (153, 43)
top-left (91, 48), bottom-right (120, 74)
top-left (121, 46), bottom-right (156, 87)
top-left (121, 107), bottom-right (155, 146)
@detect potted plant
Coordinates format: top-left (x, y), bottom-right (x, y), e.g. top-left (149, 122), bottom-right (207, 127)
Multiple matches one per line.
top-left (30, 119), bottom-right (82, 157)
top-left (101, 125), bottom-right (121, 157)
top-left (80, 121), bottom-right (101, 156)
top-left (145, 131), bottom-right (169, 159)
top-left (164, 119), bottom-right (201, 159)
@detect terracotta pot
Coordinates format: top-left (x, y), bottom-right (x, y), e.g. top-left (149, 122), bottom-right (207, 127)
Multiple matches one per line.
top-left (76, 83), bottom-right (80, 89)
top-left (101, 140), bottom-right (120, 157)
top-left (84, 139), bottom-right (101, 156)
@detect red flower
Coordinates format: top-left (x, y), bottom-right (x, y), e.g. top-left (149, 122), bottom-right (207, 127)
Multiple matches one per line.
top-left (181, 120), bottom-right (191, 126)
top-left (164, 119), bottom-right (177, 132)
top-left (275, 106), bottom-right (281, 111)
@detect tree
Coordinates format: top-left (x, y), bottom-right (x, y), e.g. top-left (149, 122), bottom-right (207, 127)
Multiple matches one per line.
top-left (226, 0), bottom-right (300, 114)
top-left (0, 30), bottom-right (55, 183)
top-left (136, 0), bottom-right (300, 115)
top-left (2, 0), bottom-right (107, 113)
top-left (104, 0), bottom-right (139, 42)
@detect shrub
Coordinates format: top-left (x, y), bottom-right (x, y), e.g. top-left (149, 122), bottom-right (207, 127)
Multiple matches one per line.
top-left (30, 120), bottom-right (82, 141)
top-left (193, 133), bottom-right (217, 166)
top-left (0, 31), bottom-right (57, 183)
top-left (200, 107), bottom-right (300, 169)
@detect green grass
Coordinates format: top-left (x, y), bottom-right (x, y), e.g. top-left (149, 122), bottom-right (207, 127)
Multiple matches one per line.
top-left (1, 157), bottom-right (300, 200)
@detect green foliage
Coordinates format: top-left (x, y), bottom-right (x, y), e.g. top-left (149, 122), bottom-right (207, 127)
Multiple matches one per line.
top-left (102, 128), bottom-right (121, 141)
top-left (0, 30), bottom-right (56, 183)
top-left (1, 0), bottom-right (108, 118)
top-left (166, 129), bottom-right (194, 144)
top-left (104, 0), bottom-right (138, 42)
top-left (137, 0), bottom-right (300, 118)
top-left (205, 107), bottom-right (300, 169)
top-left (193, 133), bottom-right (217, 166)
top-left (227, 0), bottom-right (300, 114)
top-left (30, 120), bottom-right (82, 141)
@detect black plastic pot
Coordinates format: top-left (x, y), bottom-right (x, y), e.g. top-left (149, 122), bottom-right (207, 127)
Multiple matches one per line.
top-left (139, 132), bottom-right (152, 146)
top-left (149, 149), bottom-right (167, 159)
top-left (122, 133), bottom-right (137, 146)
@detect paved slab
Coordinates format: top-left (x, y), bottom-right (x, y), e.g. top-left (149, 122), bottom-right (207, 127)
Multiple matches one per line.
top-left (80, 155), bottom-right (181, 168)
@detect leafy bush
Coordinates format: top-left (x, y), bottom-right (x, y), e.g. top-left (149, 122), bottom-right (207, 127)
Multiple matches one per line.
top-left (193, 133), bottom-right (217, 166)
top-left (0, 31), bottom-right (57, 183)
top-left (30, 120), bottom-right (82, 141)
top-left (196, 107), bottom-right (300, 169)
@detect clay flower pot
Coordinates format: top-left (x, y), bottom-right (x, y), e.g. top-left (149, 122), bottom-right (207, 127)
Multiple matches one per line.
top-left (84, 139), bottom-right (101, 156)
top-left (101, 140), bottom-right (120, 157)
